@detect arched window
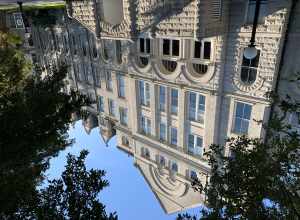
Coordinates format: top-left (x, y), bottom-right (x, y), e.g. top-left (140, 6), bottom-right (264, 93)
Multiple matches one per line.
top-left (241, 49), bottom-right (260, 84)
top-left (101, 40), bottom-right (109, 61)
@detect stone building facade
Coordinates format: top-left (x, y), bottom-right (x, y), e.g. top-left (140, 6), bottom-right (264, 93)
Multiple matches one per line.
top-left (31, 0), bottom-right (300, 214)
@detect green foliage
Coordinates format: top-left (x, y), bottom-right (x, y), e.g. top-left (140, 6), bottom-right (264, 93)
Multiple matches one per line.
top-left (0, 30), bottom-right (90, 216)
top-left (0, 31), bottom-right (31, 96)
top-left (20, 150), bottom-right (117, 220)
top-left (182, 95), bottom-right (300, 220)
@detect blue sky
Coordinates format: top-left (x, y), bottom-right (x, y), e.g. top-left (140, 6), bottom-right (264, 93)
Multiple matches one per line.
top-left (44, 121), bottom-right (200, 220)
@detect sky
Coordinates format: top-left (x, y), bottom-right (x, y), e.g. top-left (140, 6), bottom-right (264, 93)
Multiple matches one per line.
top-left (44, 121), bottom-right (201, 220)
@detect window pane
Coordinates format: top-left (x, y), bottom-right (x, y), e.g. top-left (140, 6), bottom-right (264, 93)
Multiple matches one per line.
top-left (159, 86), bottom-right (166, 111)
top-left (194, 41), bottom-right (201, 58)
top-left (171, 162), bottom-right (178, 172)
top-left (198, 95), bottom-right (206, 111)
top-left (139, 81), bottom-right (145, 105)
top-left (189, 92), bottom-right (197, 120)
top-left (145, 83), bottom-right (150, 106)
top-left (236, 102), bottom-right (244, 118)
top-left (243, 104), bottom-right (252, 120)
top-left (203, 42), bottom-right (211, 59)
top-left (171, 89), bottom-right (178, 114)
top-left (171, 127), bottom-right (177, 145)
top-left (163, 39), bottom-right (170, 55)
top-left (234, 118), bottom-right (242, 133)
top-left (241, 119), bottom-right (249, 134)
top-left (188, 134), bottom-right (194, 152)
top-left (140, 38), bottom-right (145, 53)
top-left (172, 40), bottom-right (179, 56)
top-left (146, 39), bottom-right (151, 54)
top-left (242, 55), bottom-right (251, 66)
top-left (196, 137), bottom-right (203, 148)
top-left (159, 123), bottom-right (166, 141)
top-left (251, 50), bottom-right (260, 68)
top-left (147, 119), bottom-right (151, 134)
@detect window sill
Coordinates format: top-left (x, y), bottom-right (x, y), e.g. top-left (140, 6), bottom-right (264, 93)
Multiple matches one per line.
top-left (189, 120), bottom-right (205, 128)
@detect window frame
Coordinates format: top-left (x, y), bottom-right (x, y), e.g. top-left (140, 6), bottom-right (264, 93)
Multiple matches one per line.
top-left (106, 71), bottom-right (113, 91)
top-left (170, 127), bottom-right (178, 146)
top-left (159, 85), bottom-right (166, 112)
top-left (117, 74), bottom-right (125, 98)
top-left (188, 91), bottom-right (206, 124)
top-left (170, 88), bottom-right (178, 115)
top-left (99, 96), bottom-right (104, 112)
top-left (232, 101), bottom-right (252, 135)
top-left (119, 107), bottom-right (128, 126)
top-left (159, 122), bottom-right (167, 142)
top-left (240, 49), bottom-right (260, 85)
top-left (161, 38), bottom-right (181, 58)
top-left (138, 80), bottom-right (150, 107)
top-left (187, 133), bottom-right (204, 156)
top-left (108, 99), bottom-right (116, 117)
top-left (138, 38), bottom-right (151, 55)
top-left (192, 39), bottom-right (213, 61)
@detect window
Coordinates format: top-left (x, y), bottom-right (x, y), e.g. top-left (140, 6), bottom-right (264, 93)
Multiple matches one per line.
top-left (159, 86), bottom-right (166, 112)
top-left (193, 40), bottom-right (212, 60)
top-left (108, 99), bottom-right (116, 116)
top-left (140, 115), bottom-right (151, 135)
top-left (233, 102), bottom-right (252, 134)
top-left (190, 170), bottom-right (198, 180)
top-left (159, 122), bottom-right (167, 141)
top-left (139, 38), bottom-right (151, 54)
top-left (203, 42), bottom-right (211, 60)
top-left (102, 40), bottom-right (109, 60)
top-left (188, 92), bottom-right (206, 124)
top-left (119, 107), bottom-right (128, 126)
top-left (163, 39), bottom-right (180, 56)
top-left (159, 155), bottom-right (166, 167)
top-left (188, 134), bottom-right (203, 156)
top-left (138, 81), bottom-right (150, 106)
top-left (241, 49), bottom-right (260, 84)
top-left (99, 96), bottom-right (104, 112)
top-left (122, 136), bottom-right (129, 146)
top-left (117, 74), bottom-right (125, 98)
top-left (194, 41), bottom-right (201, 58)
top-left (142, 147), bottom-right (150, 158)
top-left (246, 0), bottom-right (268, 24)
top-left (171, 89), bottom-right (178, 115)
top-left (171, 161), bottom-right (178, 172)
top-left (116, 40), bottom-right (122, 64)
top-left (95, 68), bottom-right (101, 87)
top-left (106, 71), bottom-right (113, 91)
top-left (170, 127), bottom-right (178, 146)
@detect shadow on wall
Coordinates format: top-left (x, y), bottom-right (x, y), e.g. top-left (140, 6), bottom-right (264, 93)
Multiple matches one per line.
top-left (129, 0), bottom-right (193, 38)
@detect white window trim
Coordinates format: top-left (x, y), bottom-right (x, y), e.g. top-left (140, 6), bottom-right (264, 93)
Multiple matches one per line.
top-left (188, 91), bottom-right (206, 125)
top-left (191, 38), bottom-right (214, 63)
top-left (187, 133), bottom-right (204, 157)
top-left (231, 101), bottom-right (253, 135)
top-left (160, 38), bottom-right (181, 59)
top-left (138, 37), bottom-right (151, 55)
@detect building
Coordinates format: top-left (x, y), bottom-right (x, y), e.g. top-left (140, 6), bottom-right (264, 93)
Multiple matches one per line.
top-left (31, 0), bottom-right (300, 214)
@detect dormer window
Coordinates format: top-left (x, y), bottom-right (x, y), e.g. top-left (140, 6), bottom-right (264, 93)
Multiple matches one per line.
top-left (139, 38), bottom-right (151, 54)
top-left (162, 39), bottom-right (179, 56)
top-left (241, 49), bottom-right (260, 84)
top-left (193, 40), bottom-right (211, 60)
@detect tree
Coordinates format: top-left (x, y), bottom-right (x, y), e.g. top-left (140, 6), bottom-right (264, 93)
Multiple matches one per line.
top-left (20, 150), bottom-right (117, 220)
top-left (0, 30), bottom-right (90, 217)
top-left (180, 93), bottom-right (300, 220)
